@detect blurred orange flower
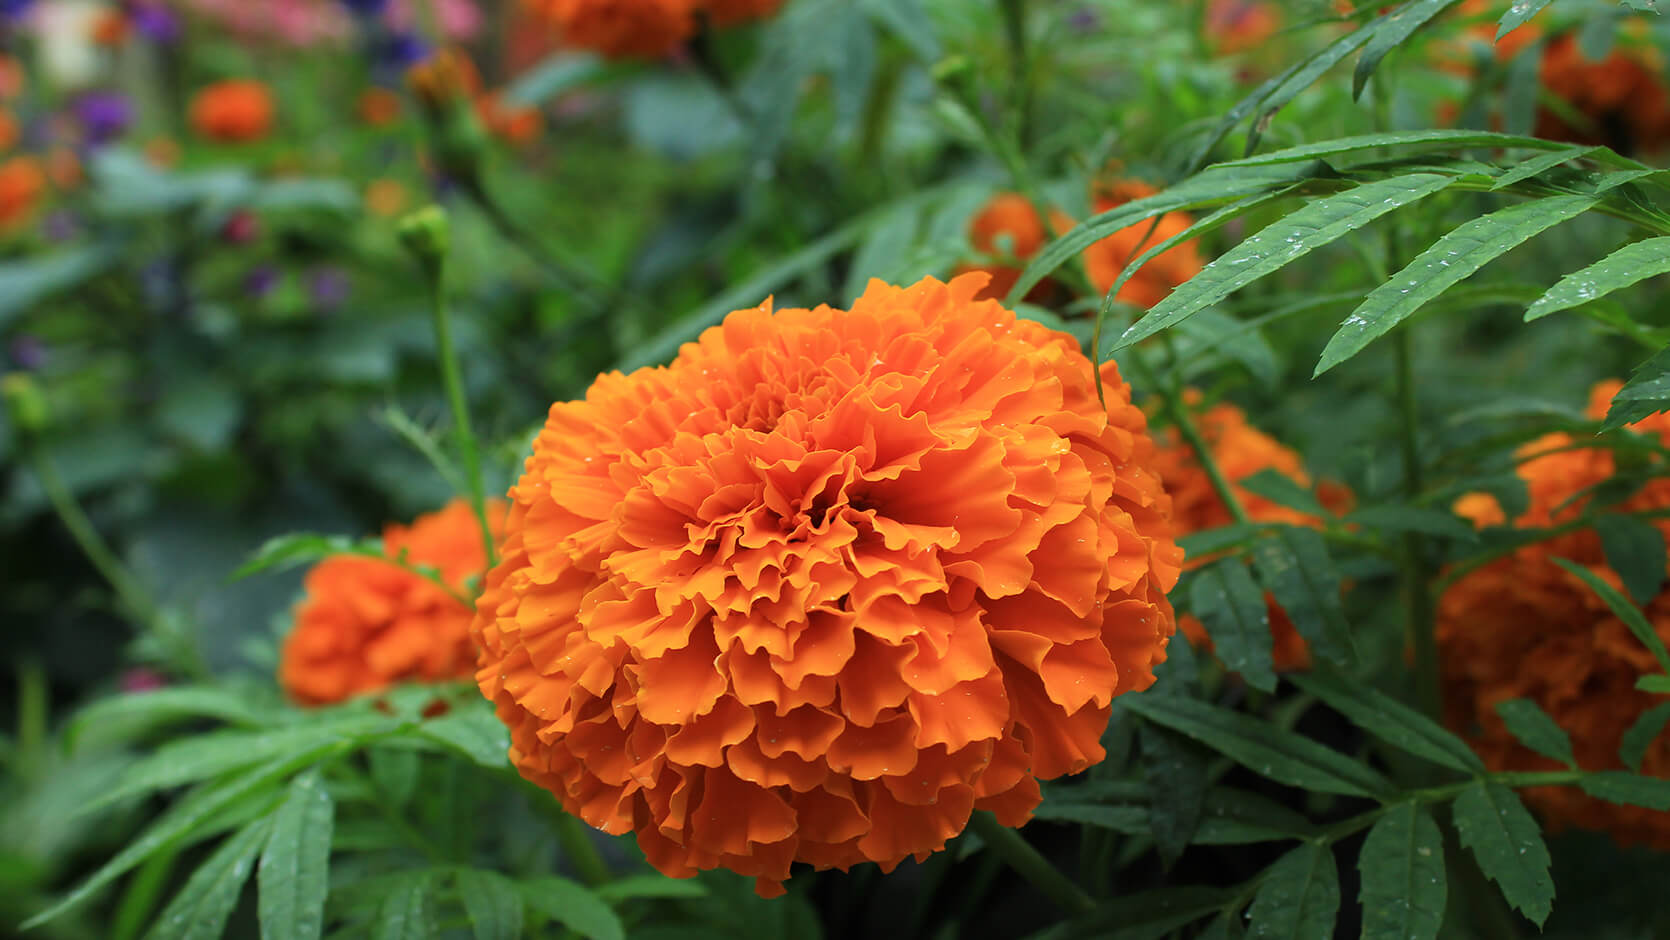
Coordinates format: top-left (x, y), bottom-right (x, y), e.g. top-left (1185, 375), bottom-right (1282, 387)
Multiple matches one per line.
top-left (407, 48), bottom-right (483, 114)
top-left (478, 92), bottom-right (543, 145)
top-left (524, 0), bottom-right (699, 59)
top-left (704, 0), bottom-right (784, 27)
top-left (365, 178), bottom-right (409, 217)
top-left (472, 273), bottom-right (1182, 896)
top-left (145, 136), bottom-right (182, 168)
top-left (1440, 380), bottom-right (1670, 848)
top-left (91, 8), bottom-right (130, 45)
top-left (1206, 0), bottom-right (1280, 56)
top-left (0, 156), bottom-right (45, 229)
top-left (280, 499), bottom-right (506, 707)
top-left (357, 87), bottom-right (404, 127)
top-left (0, 112), bottom-right (17, 154)
top-left (958, 193), bottom-right (1071, 303)
top-left (190, 80), bottom-right (276, 143)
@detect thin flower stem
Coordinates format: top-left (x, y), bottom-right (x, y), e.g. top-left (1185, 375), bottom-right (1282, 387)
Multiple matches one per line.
top-left (424, 250), bottom-right (498, 572)
top-left (1129, 348), bottom-right (1254, 526)
top-left (998, 0), bottom-right (1032, 148)
top-left (967, 811), bottom-right (1097, 917)
top-left (1396, 325), bottom-right (1440, 719)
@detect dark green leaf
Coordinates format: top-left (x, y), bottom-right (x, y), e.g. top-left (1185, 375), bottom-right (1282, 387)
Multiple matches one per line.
top-left (1354, 0), bottom-right (1466, 99)
top-left (1030, 801), bottom-right (1150, 833)
top-left (1525, 237), bottom-right (1670, 321)
top-left (1247, 841), bottom-right (1339, 939)
top-left (1240, 472), bottom-right (1326, 519)
top-left (592, 875), bottom-right (708, 903)
top-left (368, 747), bottom-right (420, 809)
top-left (1170, 308), bottom-right (1283, 387)
top-left (67, 686), bottom-right (267, 749)
top-left (1179, 522), bottom-right (1268, 560)
top-left (1141, 723), bottom-right (1208, 865)
top-left (1494, 700), bottom-right (1576, 768)
top-left (1316, 194), bottom-right (1599, 375)
top-left (1603, 345), bottom-right (1670, 430)
top-left (521, 876), bottom-right (626, 940)
top-left (1451, 782), bottom-right (1554, 926)
top-left (1498, 0), bottom-right (1556, 39)
top-left (1595, 514), bottom-right (1667, 605)
top-left (144, 817), bottom-right (272, 940)
top-left (858, 0), bottom-right (939, 60)
top-left (1578, 771), bottom-right (1670, 810)
top-left (1344, 506), bottom-right (1478, 541)
top-left (456, 869), bottom-right (525, 940)
top-left (373, 871), bottom-right (433, 940)
top-left (1491, 145), bottom-right (1598, 190)
top-left (1115, 174), bottom-right (1453, 350)
top-left (1551, 557), bottom-right (1670, 675)
top-left (1291, 673), bottom-right (1483, 773)
top-left (1621, 702), bottom-right (1670, 772)
top-left (0, 246), bottom-right (117, 329)
top-left (1358, 803), bottom-right (1445, 940)
top-left (1252, 529), bottom-right (1355, 667)
top-left (232, 533), bottom-right (386, 580)
top-left (1188, 560), bottom-right (1276, 693)
top-left (1216, 130), bottom-right (1570, 169)
top-left (416, 705), bottom-right (510, 769)
top-left (258, 772), bottom-right (335, 940)
top-left (1194, 788), bottom-right (1318, 844)
top-left (1123, 695), bottom-right (1391, 798)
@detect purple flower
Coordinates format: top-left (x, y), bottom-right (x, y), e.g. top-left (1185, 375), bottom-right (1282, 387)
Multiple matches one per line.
top-left (245, 265), bottom-right (278, 299)
top-left (308, 267), bottom-right (350, 312)
top-left (130, 2), bottom-right (179, 43)
top-left (0, 0), bottom-right (34, 24)
top-left (76, 91), bottom-right (132, 146)
top-left (7, 334), bottom-right (46, 371)
top-left (377, 31), bottom-right (429, 69)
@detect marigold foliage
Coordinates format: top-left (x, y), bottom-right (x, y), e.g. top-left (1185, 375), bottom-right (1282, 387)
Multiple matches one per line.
top-left (189, 79), bottom-right (275, 143)
top-left (1440, 381), bottom-right (1670, 848)
top-left (472, 274), bottom-right (1182, 895)
top-left (280, 499), bottom-right (505, 707)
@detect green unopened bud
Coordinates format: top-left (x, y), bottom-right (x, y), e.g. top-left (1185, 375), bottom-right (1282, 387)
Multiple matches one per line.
top-left (2, 372), bottom-right (47, 435)
top-left (930, 55), bottom-right (973, 88)
top-left (398, 206), bottom-right (451, 264)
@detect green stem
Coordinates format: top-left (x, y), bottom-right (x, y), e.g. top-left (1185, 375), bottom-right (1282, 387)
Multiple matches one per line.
top-left (15, 661), bottom-right (46, 779)
top-left (553, 810), bottom-right (613, 887)
top-left (1130, 349), bottom-right (1253, 526)
top-left (998, 0), bottom-right (1032, 149)
top-left (1395, 327), bottom-right (1441, 719)
top-left (967, 811), bottom-right (1096, 917)
top-left (423, 251), bottom-right (497, 571)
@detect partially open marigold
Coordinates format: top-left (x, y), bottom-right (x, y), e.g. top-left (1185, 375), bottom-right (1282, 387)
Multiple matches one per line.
top-left (190, 79), bottom-right (275, 143)
top-left (473, 273), bottom-right (1182, 895)
top-left (281, 499), bottom-right (505, 707)
top-left (1439, 380), bottom-right (1670, 848)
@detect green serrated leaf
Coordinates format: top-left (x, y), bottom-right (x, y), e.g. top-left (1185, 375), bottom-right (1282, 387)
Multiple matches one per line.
top-left (1578, 771), bottom-right (1670, 810)
top-left (456, 869), bottom-right (525, 940)
top-left (416, 704), bottom-right (511, 769)
top-left (1116, 174), bottom-right (1453, 350)
top-left (1358, 803), bottom-right (1445, 940)
top-left (368, 747), bottom-right (420, 809)
top-left (1354, 0), bottom-right (1467, 100)
top-left (1189, 560), bottom-right (1276, 693)
top-left (1451, 781), bottom-right (1554, 926)
top-left (1239, 471), bottom-right (1327, 519)
top-left (1030, 801), bottom-right (1150, 833)
top-left (67, 686), bottom-right (267, 750)
top-left (1640, 674), bottom-right (1670, 693)
top-left (1317, 194), bottom-right (1599, 375)
top-left (1248, 841), bottom-right (1340, 939)
top-left (1498, 0), bottom-right (1556, 38)
top-left (1194, 788), bottom-right (1318, 844)
top-left (1252, 528), bottom-right (1355, 667)
top-left (1494, 699), bottom-right (1576, 768)
top-left (592, 875), bottom-right (709, 903)
top-left (1492, 145), bottom-right (1598, 190)
top-left (522, 876), bottom-right (626, 940)
top-left (1141, 723), bottom-right (1208, 865)
top-left (258, 771), bottom-right (335, 940)
top-left (144, 817), bottom-right (272, 940)
top-left (1621, 702), bottom-right (1670, 771)
top-left (1343, 505), bottom-right (1478, 541)
top-left (373, 871), bottom-right (433, 940)
top-left (1216, 130), bottom-right (1570, 169)
top-left (1291, 673), bottom-right (1483, 773)
top-left (1179, 522), bottom-right (1268, 560)
top-left (1552, 557), bottom-right (1670, 675)
top-left (1604, 345), bottom-right (1670, 429)
top-left (1525, 238), bottom-right (1670, 321)
top-left (1123, 695), bottom-right (1391, 798)
top-left (1594, 514), bottom-right (1668, 605)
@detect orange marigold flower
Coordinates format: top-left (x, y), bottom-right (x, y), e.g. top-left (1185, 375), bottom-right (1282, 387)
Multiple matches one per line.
top-left (478, 92), bottom-right (543, 145)
top-left (472, 273), bottom-right (1182, 896)
top-left (1206, 0), bottom-right (1280, 56)
top-left (704, 0), bottom-right (784, 27)
top-left (523, 0), bottom-right (699, 59)
top-left (358, 87), bottom-right (404, 127)
top-left (958, 193), bottom-right (1071, 303)
top-left (1155, 393), bottom-right (1350, 672)
top-left (1439, 380), bottom-right (1670, 848)
top-left (1083, 181), bottom-right (1206, 311)
top-left (281, 499), bottom-right (506, 707)
top-left (0, 112), bottom-right (17, 154)
top-left (91, 8), bottom-right (130, 45)
top-left (190, 79), bottom-right (275, 144)
top-left (0, 156), bottom-right (45, 229)
top-left (407, 48), bottom-right (483, 115)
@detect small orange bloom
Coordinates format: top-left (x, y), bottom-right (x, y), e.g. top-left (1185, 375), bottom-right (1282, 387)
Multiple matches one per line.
top-left (280, 500), bottom-right (506, 707)
top-left (365, 178), bottom-right (409, 217)
top-left (190, 80), bottom-right (275, 144)
top-left (1206, 0), bottom-right (1280, 56)
top-left (0, 156), bottom-right (45, 229)
top-left (358, 88), bottom-right (404, 127)
top-left (92, 8), bottom-right (130, 45)
top-left (478, 92), bottom-right (543, 145)
top-left (523, 0), bottom-right (699, 59)
top-left (704, 0), bottom-right (784, 27)
top-left (46, 148), bottom-right (82, 190)
top-left (473, 273), bottom-right (1182, 896)
top-left (1440, 380), bottom-right (1670, 848)
top-left (958, 193), bottom-right (1071, 303)
top-left (1082, 181), bottom-right (1206, 310)
top-left (407, 48), bottom-right (483, 115)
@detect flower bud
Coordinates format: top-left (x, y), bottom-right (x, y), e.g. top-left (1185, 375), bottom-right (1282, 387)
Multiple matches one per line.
top-left (2, 371), bottom-right (47, 435)
top-left (397, 206), bottom-right (451, 263)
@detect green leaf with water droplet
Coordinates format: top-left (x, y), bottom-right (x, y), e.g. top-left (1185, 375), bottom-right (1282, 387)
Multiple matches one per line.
top-left (1291, 673), bottom-right (1482, 773)
top-left (1525, 237), bottom-right (1670, 322)
top-left (1495, 699), bottom-right (1576, 768)
top-left (1248, 840), bottom-right (1340, 939)
top-left (1317, 194), bottom-right (1599, 375)
top-left (258, 771), bottom-right (335, 940)
top-left (1452, 781), bottom-right (1554, 926)
top-left (1189, 559), bottom-right (1276, 693)
top-left (1621, 702), bottom-right (1670, 772)
top-left (1491, 145), bottom-right (1598, 190)
top-left (457, 869), bottom-right (526, 940)
top-left (1603, 344), bottom-right (1670, 430)
top-left (1497, 0), bottom-right (1556, 39)
top-left (416, 702), bottom-right (511, 769)
top-left (373, 871), bottom-right (433, 940)
top-left (1215, 130), bottom-right (1571, 169)
top-left (1141, 722), bottom-right (1209, 865)
top-left (1354, 0), bottom-right (1467, 100)
top-left (1358, 803), bottom-right (1445, 940)
top-left (1579, 771), bottom-right (1670, 810)
top-left (144, 817), bottom-right (272, 940)
top-left (1252, 528), bottom-right (1355, 667)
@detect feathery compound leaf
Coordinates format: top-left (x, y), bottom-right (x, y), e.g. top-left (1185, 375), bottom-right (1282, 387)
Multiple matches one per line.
top-left (1551, 557), bottom-right (1670, 676)
top-left (1452, 782), bottom-right (1554, 926)
top-left (456, 869), bottom-right (525, 940)
top-left (1343, 505), bottom-right (1478, 541)
top-left (1316, 194), bottom-right (1599, 375)
top-left (67, 686), bottom-right (268, 748)
top-left (1621, 702), bottom-right (1670, 772)
top-left (1578, 771), bottom-right (1670, 810)
top-left (1141, 723), bottom-right (1209, 866)
top-left (1494, 700), bottom-right (1577, 768)
top-left (1525, 237), bottom-right (1670, 321)
top-left (1358, 804), bottom-right (1445, 940)
top-left (1194, 788), bottom-right (1319, 845)
top-left (1603, 345), bottom-right (1670, 430)
top-left (1251, 528), bottom-right (1355, 667)
top-left (416, 703), bottom-right (512, 769)
top-left (1188, 560), bottom-right (1277, 693)
top-left (1115, 174), bottom-right (1453, 351)
top-left (373, 871), bottom-right (433, 940)
top-left (1498, 0), bottom-right (1556, 39)
top-left (1353, 0), bottom-right (1466, 100)
top-left (232, 532), bottom-right (385, 579)
top-left (1216, 130), bottom-right (1569, 168)
top-left (1240, 471), bottom-right (1326, 519)
top-left (144, 817), bottom-right (272, 940)
top-left (1248, 841), bottom-right (1340, 939)
top-left (1291, 673), bottom-right (1483, 773)
top-left (1595, 514), bottom-right (1668, 604)
top-left (522, 876), bottom-right (626, 940)
top-left (258, 772), bottom-right (335, 940)
top-left (1123, 695), bottom-right (1391, 798)
top-left (1030, 801), bottom-right (1150, 833)
top-left (1491, 145), bottom-right (1600, 190)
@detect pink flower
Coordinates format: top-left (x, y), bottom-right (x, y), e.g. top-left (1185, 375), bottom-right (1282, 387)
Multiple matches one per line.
top-left (383, 0), bottom-right (479, 41)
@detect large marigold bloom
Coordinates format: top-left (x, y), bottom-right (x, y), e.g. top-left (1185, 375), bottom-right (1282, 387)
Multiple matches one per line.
top-left (473, 274), bottom-right (1182, 895)
top-left (1439, 380), bottom-right (1670, 848)
top-left (281, 499), bottom-right (506, 707)
top-left (190, 79), bottom-right (275, 143)
top-left (1155, 393), bottom-right (1349, 672)
top-left (523, 0), bottom-right (698, 59)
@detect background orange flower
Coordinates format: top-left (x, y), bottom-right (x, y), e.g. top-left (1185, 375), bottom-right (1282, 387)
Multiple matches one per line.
top-left (1439, 381), bottom-right (1670, 848)
top-left (472, 273), bottom-right (1182, 895)
top-left (523, 0), bottom-right (700, 59)
top-left (280, 499), bottom-right (505, 707)
top-left (704, 0), bottom-right (784, 27)
top-left (190, 79), bottom-right (275, 143)
top-left (0, 156), bottom-right (46, 229)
